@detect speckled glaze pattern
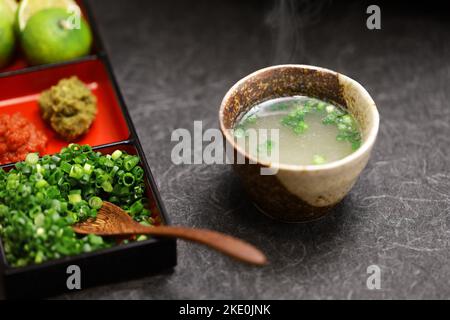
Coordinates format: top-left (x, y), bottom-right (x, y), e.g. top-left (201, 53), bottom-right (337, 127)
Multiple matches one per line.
top-left (220, 65), bottom-right (380, 222)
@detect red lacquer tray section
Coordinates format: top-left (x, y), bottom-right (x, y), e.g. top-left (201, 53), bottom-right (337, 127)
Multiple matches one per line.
top-left (0, 0), bottom-right (96, 76)
top-left (0, 58), bottom-right (130, 158)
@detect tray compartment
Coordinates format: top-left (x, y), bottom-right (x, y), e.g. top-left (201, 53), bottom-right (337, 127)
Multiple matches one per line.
top-left (0, 58), bottom-right (131, 163)
top-left (0, 141), bottom-right (176, 299)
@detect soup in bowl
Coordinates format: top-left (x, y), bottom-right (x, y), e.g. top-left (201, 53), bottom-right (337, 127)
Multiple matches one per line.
top-left (219, 65), bottom-right (380, 222)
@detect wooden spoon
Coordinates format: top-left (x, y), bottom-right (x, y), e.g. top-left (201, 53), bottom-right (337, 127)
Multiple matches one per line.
top-left (73, 202), bottom-right (267, 266)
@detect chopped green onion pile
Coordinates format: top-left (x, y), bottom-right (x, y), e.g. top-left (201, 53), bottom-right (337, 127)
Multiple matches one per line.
top-left (281, 99), bottom-right (362, 151)
top-left (0, 144), bottom-right (154, 268)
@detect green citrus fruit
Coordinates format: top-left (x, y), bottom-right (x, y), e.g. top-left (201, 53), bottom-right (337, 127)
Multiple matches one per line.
top-left (16, 0), bottom-right (77, 32)
top-left (21, 7), bottom-right (92, 65)
top-left (0, 0), bottom-right (17, 24)
top-left (0, 0), bottom-right (17, 68)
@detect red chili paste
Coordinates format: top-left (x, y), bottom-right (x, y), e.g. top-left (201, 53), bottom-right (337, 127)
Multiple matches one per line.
top-left (0, 113), bottom-right (47, 165)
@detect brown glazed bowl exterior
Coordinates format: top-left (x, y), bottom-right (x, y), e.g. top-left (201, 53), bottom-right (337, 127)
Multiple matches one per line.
top-left (219, 65), bottom-right (380, 223)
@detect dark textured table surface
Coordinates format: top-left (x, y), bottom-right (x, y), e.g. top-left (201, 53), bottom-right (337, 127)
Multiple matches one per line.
top-left (64, 0), bottom-right (450, 299)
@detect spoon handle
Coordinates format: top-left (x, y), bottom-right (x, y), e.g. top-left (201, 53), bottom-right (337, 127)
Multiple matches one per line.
top-left (133, 225), bottom-right (268, 266)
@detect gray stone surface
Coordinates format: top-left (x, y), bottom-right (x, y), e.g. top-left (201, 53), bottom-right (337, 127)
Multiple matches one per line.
top-left (64, 0), bottom-right (450, 299)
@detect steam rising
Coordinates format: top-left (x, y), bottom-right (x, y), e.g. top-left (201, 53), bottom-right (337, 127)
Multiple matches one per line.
top-left (266, 0), bottom-right (330, 64)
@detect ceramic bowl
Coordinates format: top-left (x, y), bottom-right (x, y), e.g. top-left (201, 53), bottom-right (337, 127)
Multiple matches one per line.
top-left (219, 65), bottom-right (380, 222)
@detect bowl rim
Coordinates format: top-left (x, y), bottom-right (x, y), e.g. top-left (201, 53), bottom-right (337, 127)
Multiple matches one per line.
top-left (219, 64), bottom-right (380, 172)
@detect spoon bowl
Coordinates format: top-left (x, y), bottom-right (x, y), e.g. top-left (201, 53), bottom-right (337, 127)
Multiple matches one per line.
top-left (73, 202), bottom-right (268, 266)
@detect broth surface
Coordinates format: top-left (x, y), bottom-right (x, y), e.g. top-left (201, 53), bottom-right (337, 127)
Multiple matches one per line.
top-left (233, 96), bottom-right (361, 166)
